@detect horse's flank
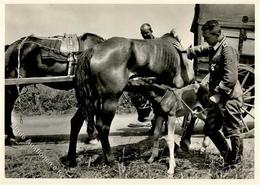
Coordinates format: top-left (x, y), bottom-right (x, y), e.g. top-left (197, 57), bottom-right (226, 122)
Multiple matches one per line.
top-left (88, 36), bottom-right (194, 98)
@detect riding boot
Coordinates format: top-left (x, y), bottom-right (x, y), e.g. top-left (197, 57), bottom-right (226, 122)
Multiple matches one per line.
top-left (208, 131), bottom-right (232, 165)
top-left (148, 118), bottom-right (156, 136)
top-left (180, 116), bottom-right (196, 151)
top-left (230, 136), bottom-right (243, 165)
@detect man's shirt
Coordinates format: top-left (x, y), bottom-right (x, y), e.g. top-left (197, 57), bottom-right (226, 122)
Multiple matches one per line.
top-left (187, 36), bottom-right (243, 99)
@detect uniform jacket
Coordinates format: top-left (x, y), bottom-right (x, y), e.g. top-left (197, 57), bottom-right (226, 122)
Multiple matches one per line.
top-left (187, 37), bottom-right (243, 99)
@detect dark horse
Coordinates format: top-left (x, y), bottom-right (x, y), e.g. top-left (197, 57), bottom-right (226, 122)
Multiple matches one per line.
top-left (61, 33), bottom-right (195, 175)
top-left (5, 33), bottom-right (104, 144)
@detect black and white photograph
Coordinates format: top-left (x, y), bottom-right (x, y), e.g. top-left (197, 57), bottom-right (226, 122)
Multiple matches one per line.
top-left (3, 1), bottom-right (256, 182)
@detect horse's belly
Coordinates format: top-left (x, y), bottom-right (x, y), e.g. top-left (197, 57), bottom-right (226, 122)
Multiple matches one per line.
top-left (93, 68), bottom-right (129, 97)
top-left (41, 59), bottom-right (67, 75)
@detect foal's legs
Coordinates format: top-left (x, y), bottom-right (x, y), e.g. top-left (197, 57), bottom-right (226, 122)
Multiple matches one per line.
top-left (95, 97), bottom-right (118, 164)
top-left (148, 114), bottom-right (165, 163)
top-left (166, 115), bottom-right (176, 175)
top-left (61, 108), bottom-right (85, 167)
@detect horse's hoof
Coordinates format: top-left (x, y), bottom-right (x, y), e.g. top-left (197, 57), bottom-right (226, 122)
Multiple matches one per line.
top-left (88, 139), bottom-right (99, 145)
top-left (60, 156), bottom-right (77, 167)
top-left (180, 139), bottom-right (190, 152)
top-left (105, 156), bottom-right (116, 166)
top-left (147, 156), bottom-right (155, 163)
top-left (107, 159), bottom-right (116, 167)
top-left (5, 137), bottom-right (18, 146)
top-left (84, 136), bottom-right (99, 144)
top-left (167, 173), bottom-right (174, 178)
top-left (202, 136), bottom-right (210, 148)
top-left (167, 169), bottom-right (175, 177)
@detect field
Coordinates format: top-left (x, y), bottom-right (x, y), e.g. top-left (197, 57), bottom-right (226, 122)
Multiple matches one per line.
top-left (6, 85), bottom-right (254, 179)
top-left (5, 115), bottom-right (254, 179)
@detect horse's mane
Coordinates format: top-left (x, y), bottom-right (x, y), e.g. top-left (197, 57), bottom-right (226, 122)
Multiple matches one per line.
top-left (80, 33), bottom-right (105, 43)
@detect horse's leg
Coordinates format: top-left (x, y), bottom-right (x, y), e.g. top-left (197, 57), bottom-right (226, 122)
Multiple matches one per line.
top-left (5, 85), bottom-right (19, 145)
top-left (60, 108), bottom-right (84, 167)
top-left (85, 119), bottom-right (98, 144)
top-left (166, 115), bottom-right (177, 176)
top-left (148, 114), bottom-right (164, 163)
top-left (95, 97), bottom-right (118, 164)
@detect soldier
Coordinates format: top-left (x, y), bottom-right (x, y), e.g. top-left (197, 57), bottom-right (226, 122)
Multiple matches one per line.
top-left (185, 20), bottom-right (243, 169)
top-left (140, 23), bottom-right (155, 39)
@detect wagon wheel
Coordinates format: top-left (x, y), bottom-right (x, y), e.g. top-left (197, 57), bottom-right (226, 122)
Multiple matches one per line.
top-left (238, 64), bottom-right (255, 120)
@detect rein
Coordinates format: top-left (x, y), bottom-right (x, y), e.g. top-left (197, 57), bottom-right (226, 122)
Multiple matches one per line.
top-left (23, 41), bottom-right (82, 57)
top-left (15, 34), bottom-right (33, 124)
top-left (152, 83), bottom-right (205, 116)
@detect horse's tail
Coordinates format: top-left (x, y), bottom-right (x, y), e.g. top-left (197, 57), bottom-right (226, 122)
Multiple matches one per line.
top-left (5, 42), bottom-right (20, 78)
top-left (74, 48), bottom-right (95, 124)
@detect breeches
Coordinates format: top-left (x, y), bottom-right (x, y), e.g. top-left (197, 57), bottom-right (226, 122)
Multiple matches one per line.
top-left (204, 97), bottom-right (243, 137)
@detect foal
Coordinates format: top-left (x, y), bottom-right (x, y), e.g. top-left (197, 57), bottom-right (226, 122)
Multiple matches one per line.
top-left (127, 78), bottom-right (208, 175)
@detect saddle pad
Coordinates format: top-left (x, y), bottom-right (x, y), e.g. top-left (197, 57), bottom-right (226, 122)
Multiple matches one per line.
top-left (60, 34), bottom-right (79, 53)
top-left (41, 50), bottom-right (68, 62)
top-left (39, 39), bottom-right (68, 62)
top-left (39, 34), bottom-right (79, 62)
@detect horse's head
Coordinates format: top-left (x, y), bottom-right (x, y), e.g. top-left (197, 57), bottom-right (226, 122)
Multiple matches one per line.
top-left (197, 83), bottom-right (210, 108)
top-left (78, 33), bottom-right (105, 50)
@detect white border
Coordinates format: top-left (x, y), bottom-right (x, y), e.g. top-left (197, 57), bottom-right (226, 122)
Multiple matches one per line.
top-left (1, 0), bottom-right (259, 185)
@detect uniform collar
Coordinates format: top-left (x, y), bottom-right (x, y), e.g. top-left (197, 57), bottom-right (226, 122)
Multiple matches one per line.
top-left (213, 36), bottom-right (226, 51)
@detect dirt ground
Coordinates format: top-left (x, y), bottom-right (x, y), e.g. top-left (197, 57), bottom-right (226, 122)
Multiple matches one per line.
top-left (5, 113), bottom-right (255, 179)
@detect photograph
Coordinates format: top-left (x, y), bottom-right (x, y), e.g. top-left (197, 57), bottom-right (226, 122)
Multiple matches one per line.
top-left (3, 2), bottom-right (255, 180)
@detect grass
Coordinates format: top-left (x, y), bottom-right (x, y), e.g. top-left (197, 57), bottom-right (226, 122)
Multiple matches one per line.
top-left (13, 84), bottom-right (136, 116)
top-left (8, 84), bottom-right (254, 179)
top-left (5, 137), bottom-right (254, 179)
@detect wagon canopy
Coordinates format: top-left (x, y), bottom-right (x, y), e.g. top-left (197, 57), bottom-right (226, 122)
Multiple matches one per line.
top-left (191, 4), bottom-right (254, 31)
top-left (190, 4), bottom-right (255, 81)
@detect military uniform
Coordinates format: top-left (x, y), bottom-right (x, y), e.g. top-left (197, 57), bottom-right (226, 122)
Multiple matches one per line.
top-left (187, 37), bottom-right (244, 167)
top-left (188, 37), bottom-right (243, 137)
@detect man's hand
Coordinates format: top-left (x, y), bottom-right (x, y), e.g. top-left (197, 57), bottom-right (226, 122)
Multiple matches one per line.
top-left (209, 94), bottom-right (221, 104)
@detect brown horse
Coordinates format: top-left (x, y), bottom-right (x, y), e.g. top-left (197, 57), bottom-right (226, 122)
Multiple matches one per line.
top-left (60, 33), bottom-right (195, 174)
top-left (5, 33), bottom-right (104, 144)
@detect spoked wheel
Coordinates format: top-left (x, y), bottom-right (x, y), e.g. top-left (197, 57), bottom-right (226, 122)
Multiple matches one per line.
top-left (238, 64), bottom-right (255, 120)
top-left (238, 64), bottom-right (255, 136)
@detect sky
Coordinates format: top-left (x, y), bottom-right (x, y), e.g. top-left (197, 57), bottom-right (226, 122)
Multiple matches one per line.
top-left (5, 4), bottom-right (195, 48)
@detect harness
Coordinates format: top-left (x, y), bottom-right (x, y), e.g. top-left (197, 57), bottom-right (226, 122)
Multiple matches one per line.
top-left (152, 83), bottom-right (206, 118)
top-left (17, 34), bottom-right (80, 77)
